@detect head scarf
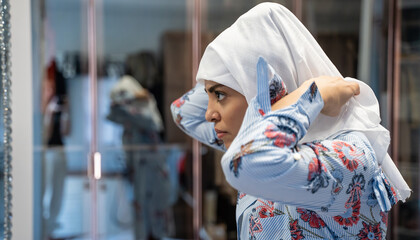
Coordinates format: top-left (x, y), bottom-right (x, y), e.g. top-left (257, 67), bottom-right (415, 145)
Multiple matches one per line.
top-left (196, 2), bottom-right (410, 202)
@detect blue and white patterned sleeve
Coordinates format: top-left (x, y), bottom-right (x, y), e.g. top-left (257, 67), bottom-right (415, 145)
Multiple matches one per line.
top-left (170, 82), bottom-right (226, 151)
top-left (222, 58), bottom-right (398, 215)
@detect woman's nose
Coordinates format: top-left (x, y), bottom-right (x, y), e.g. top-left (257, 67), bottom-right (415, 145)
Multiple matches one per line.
top-left (205, 108), bottom-right (220, 122)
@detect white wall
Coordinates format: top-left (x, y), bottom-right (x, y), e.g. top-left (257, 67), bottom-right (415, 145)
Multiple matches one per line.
top-left (11, 0), bottom-right (34, 239)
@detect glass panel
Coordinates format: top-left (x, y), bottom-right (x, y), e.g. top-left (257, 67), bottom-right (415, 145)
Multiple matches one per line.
top-left (302, 0), bottom-right (390, 124)
top-left (369, 0), bottom-right (391, 128)
top-left (202, 1), bottom-right (292, 239)
top-left (395, 1), bottom-right (420, 239)
top-left (204, 0), bottom-right (292, 33)
top-left (96, 0), bottom-right (192, 239)
top-left (32, 0), bottom-right (91, 239)
top-left (302, 0), bottom-right (361, 78)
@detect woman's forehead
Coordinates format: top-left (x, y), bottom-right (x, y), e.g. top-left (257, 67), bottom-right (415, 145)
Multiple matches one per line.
top-left (204, 80), bottom-right (227, 92)
top-left (204, 80), bottom-right (221, 87)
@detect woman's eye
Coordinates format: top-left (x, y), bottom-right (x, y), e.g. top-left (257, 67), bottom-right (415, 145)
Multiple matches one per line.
top-left (215, 91), bottom-right (226, 101)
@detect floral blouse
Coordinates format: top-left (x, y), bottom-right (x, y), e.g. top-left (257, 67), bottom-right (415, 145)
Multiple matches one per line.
top-left (170, 60), bottom-right (397, 240)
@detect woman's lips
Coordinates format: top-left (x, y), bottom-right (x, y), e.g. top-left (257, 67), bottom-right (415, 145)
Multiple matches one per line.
top-left (215, 129), bottom-right (227, 139)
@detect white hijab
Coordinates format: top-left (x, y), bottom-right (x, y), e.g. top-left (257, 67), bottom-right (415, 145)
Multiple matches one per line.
top-left (196, 2), bottom-right (411, 202)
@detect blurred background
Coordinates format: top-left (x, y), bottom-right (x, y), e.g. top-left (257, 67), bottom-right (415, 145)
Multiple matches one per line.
top-left (7, 0), bottom-right (420, 239)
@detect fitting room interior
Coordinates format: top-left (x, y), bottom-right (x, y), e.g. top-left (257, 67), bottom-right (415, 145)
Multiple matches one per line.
top-left (4, 0), bottom-right (420, 239)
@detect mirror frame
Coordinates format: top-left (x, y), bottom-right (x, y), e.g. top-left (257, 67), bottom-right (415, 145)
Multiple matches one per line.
top-left (1, 0), bottom-right (12, 239)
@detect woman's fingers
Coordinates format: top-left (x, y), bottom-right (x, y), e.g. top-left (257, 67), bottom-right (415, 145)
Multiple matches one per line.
top-left (349, 81), bottom-right (360, 95)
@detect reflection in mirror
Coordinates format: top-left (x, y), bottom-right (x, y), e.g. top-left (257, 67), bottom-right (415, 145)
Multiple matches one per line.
top-left (0, 0), bottom-right (12, 239)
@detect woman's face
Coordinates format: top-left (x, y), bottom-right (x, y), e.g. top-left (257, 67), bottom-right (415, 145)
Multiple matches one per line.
top-left (204, 80), bottom-right (248, 149)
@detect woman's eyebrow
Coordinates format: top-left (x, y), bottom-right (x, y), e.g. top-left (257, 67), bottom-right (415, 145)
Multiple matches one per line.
top-left (206, 84), bottom-right (224, 93)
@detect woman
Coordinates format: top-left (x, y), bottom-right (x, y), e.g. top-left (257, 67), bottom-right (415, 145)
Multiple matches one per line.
top-left (171, 3), bottom-right (410, 239)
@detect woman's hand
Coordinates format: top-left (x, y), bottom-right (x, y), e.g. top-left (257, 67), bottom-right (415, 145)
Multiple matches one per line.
top-left (313, 76), bottom-right (360, 116)
top-left (271, 76), bottom-right (360, 117)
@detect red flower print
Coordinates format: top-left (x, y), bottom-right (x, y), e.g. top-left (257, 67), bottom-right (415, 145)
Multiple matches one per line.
top-left (331, 181), bottom-right (343, 195)
top-left (175, 114), bottom-right (182, 125)
top-left (380, 211), bottom-right (388, 226)
top-left (383, 177), bottom-right (398, 205)
top-left (307, 157), bottom-right (330, 193)
top-left (256, 200), bottom-right (275, 219)
top-left (172, 97), bottom-right (185, 108)
top-left (310, 82), bottom-right (318, 99)
top-left (357, 221), bottom-right (382, 240)
top-left (249, 215), bottom-right (263, 237)
top-left (270, 88), bottom-right (287, 104)
top-left (269, 75), bottom-right (288, 105)
top-left (333, 201), bottom-right (360, 227)
top-left (332, 141), bottom-right (364, 172)
top-left (331, 169), bottom-right (344, 196)
top-left (230, 158), bottom-right (242, 178)
top-left (297, 208), bottom-right (326, 229)
top-left (238, 192), bottom-right (246, 200)
top-left (230, 140), bottom-right (254, 177)
top-left (258, 109), bottom-right (265, 116)
top-left (345, 174), bottom-right (365, 209)
top-left (259, 207), bottom-right (274, 219)
top-left (308, 142), bottom-right (329, 155)
top-left (175, 114), bottom-right (185, 130)
top-left (308, 157), bottom-right (328, 181)
top-left (172, 90), bottom-right (193, 108)
top-left (289, 219), bottom-right (305, 240)
top-left (264, 124), bottom-right (296, 148)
